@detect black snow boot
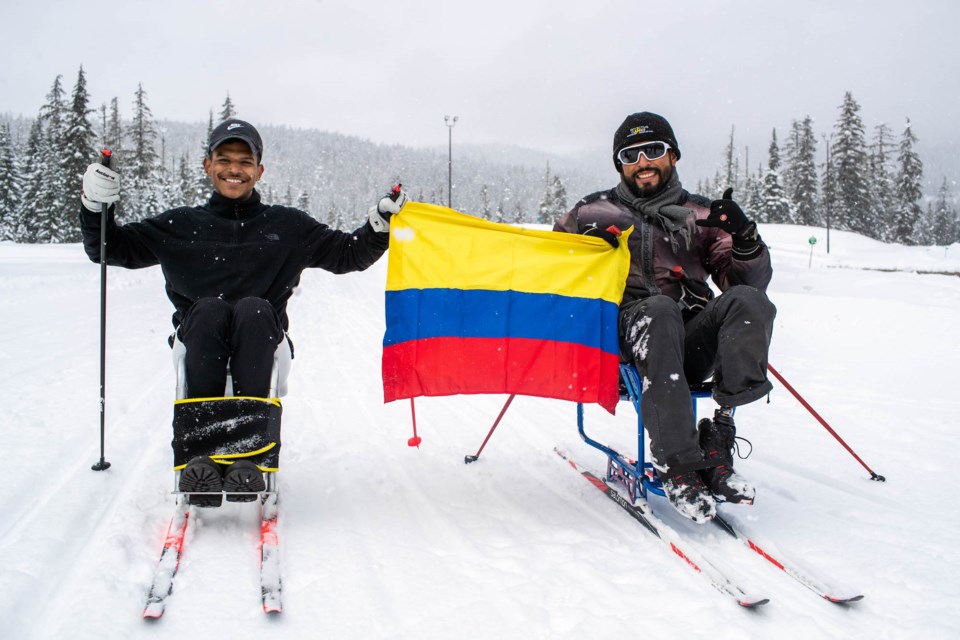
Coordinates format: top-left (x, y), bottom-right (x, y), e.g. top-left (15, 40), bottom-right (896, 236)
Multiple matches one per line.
top-left (660, 469), bottom-right (717, 524)
top-left (179, 456), bottom-right (224, 508)
top-left (699, 411), bottom-right (756, 504)
top-left (222, 459), bottom-right (266, 502)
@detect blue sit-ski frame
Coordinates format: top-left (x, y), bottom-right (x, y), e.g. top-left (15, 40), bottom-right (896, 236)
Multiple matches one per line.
top-left (577, 364), bottom-right (714, 503)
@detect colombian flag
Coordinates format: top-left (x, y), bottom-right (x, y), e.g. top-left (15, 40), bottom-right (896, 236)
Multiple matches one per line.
top-left (382, 203), bottom-right (632, 414)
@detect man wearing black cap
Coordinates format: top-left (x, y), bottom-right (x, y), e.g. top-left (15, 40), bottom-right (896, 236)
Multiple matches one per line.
top-left (79, 118), bottom-right (404, 503)
top-left (554, 112), bottom-right (775, 524)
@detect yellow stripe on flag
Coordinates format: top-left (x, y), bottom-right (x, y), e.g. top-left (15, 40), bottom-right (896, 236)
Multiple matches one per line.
top-left (387, 202), bottom-right (632, 305)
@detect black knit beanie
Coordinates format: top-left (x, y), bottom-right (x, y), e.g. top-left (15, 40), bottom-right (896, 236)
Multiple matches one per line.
top-left (612, 112), bottom-right (680, 171)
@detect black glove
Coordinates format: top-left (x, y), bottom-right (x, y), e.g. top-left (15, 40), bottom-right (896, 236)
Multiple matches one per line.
top-left (583, 222), bottom-right (621, 248)
top-left (671, 265), bottom-right (713, 318)
top-left (695, 188), bottom-right (762, 260)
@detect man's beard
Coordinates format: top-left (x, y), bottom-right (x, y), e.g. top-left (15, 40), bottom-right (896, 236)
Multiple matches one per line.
top-left (624, 164), bottom-right (674, 198)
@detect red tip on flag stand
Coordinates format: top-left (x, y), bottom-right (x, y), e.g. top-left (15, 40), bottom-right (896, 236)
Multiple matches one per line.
top-left (407, 398), bottom-right (422, 448)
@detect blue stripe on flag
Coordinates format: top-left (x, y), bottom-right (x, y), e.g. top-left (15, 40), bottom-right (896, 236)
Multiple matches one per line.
top-left (384, 288), bottom-right (620, 355)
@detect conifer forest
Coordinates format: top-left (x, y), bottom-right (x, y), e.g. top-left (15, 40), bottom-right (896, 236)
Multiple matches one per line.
top-left (1, 68), bottom-right (956, 246)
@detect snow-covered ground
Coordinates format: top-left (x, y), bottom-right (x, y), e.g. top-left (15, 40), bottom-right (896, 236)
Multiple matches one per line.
top-left (1, 224), bottom-right (958, 639)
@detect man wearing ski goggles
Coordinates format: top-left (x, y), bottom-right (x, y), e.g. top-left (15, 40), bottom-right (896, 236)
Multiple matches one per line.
top-left (616, 137), bottom-right (679, 199)
top-left (616, 141), bottom-right (673, 165)
top-left (553, 111), bottom-right (775, 525)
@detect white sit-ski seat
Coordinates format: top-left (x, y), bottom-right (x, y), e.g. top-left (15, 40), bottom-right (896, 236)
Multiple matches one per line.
top-left (170, 334), bottom-right (293, 400)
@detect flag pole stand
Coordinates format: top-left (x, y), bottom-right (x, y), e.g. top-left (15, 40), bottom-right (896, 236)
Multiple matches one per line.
top-left (464, 395), bottom-right (516, 464)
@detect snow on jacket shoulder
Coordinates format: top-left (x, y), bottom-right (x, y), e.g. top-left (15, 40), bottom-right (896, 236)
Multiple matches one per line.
top-left (553, 187), bottom-right (771, 307)
top-left (79, 190), bottom-right (389, 330)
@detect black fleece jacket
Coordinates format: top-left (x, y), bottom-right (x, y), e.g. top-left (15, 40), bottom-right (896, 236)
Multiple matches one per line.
top-left (80, 190), bottom-right (389, 330)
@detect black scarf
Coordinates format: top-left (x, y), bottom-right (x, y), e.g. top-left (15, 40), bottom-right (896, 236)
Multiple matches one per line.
top-left (615, 170), bottom-right (695, 251)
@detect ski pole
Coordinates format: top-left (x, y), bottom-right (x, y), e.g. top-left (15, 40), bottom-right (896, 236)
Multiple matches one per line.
top-left (464, 394), bottom-right (516, 464)
top-left (767, 363), bottom-right (884, 481)
top-left (92, 150), bottom-right (112, 472)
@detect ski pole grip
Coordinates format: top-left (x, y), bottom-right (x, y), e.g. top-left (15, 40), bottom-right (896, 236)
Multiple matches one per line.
top-left (100, 149), bottom-right (112, 167)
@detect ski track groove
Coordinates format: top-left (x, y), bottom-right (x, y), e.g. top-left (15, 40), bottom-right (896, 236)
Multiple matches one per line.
top-left (4, 366), bottom-right (171, 640)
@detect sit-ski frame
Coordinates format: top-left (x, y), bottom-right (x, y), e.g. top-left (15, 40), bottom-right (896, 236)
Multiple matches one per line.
top-left (171, 342), bottom-right (287, 500)
top-left (577, 364), bottom-right (714, 503)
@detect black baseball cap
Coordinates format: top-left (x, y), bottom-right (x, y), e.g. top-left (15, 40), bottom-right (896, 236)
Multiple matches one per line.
top-left (208, 119), bottom-right (263, 161)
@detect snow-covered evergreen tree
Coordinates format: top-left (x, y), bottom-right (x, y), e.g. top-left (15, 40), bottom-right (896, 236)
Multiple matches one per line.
top-left (188, 111), bottom-right (214, 205)
top-left (0, 123), bottom-right (21, 240)
top-left (893, 118), bottom-right (924, 245)
top-left (497, 186), bottom-right (512, 224)
top-left (759, 129), bottom-right (791, 223)
top-left (536, 164), bottom-right (555, 224)
top-left (831, 92), bottom-right (872, 233)
top-left (124, 83), bottom-right (162, 222)
top-left (33, 76), bottom-right (70, 242)
top-left (96, 102), bottom-right (107, 147)
top-left (220, 93), bottom-right (237, 121)
top-left (722, 126), bottom-right (739, 194)
top-left (16, 118), bottom-right (48, 242)
top-left (155, 156), bottom-right (182, 212)
top-left (869, 123), bottom-right (897, 241)
top-left (819, 136), bottom-right (837, 235)
top-left (929, 178), bottom-right (957, 246)
top-left (783, 116), bottom-right (820, 226)
top-left (551, 175), bottom-right (568, 216)
top-left (914, 203), bottom-right (937, 246)
top-left (781, 122), bottom-right (800, 206)
top-left (61, 67), bottom-right (97, 241)
top-left (94, 97), bottom-right (129, 220)
top-left (743, 163), bottom-right (764, 222)
top-left (105, 97), bottom-right (124, 155)
top-left (175, 154), bottom-right (196, 207)
top-left (322, 203), bottom-right (335, 226)
top-left (480, 184), bottom-right (491, 219)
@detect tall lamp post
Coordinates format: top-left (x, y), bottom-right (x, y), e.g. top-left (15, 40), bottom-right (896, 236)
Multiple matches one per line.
top-left (444, 115), bottom-right (458, 209)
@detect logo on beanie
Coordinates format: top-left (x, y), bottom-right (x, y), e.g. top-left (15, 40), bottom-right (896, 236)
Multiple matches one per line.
top-left (629, 126), bottom-right (653, 137)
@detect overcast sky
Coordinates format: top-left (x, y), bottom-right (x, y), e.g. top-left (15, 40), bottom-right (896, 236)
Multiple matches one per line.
top-left (2, 0), bottom-right (957, 184)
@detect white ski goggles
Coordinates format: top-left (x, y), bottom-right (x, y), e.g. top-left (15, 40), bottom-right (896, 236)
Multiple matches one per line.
top-left (617, 141), bottom-right (672, 164)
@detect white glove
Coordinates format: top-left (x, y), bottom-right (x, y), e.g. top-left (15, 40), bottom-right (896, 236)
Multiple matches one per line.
top-left (368, 187), bottom-right (408, 233)
top-left (81, 160), bottom-right (121, 212)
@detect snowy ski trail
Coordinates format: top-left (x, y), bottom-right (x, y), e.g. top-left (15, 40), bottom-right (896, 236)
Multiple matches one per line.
top-left (2, 228), bottom-right (960, 638)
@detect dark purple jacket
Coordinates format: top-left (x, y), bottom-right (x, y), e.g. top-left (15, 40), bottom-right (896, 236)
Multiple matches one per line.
top-left (553, 187), bottom-right (772, 308)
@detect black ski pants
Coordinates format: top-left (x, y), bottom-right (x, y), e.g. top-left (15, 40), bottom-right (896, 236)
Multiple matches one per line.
top-left (618, 285), bottom-right (776, 473)
top-left (178, 297), bottom-right (284, 398)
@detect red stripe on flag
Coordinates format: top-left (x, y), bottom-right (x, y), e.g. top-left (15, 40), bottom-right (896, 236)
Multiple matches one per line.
top-left (383, 336), bottom-right (620, 413)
